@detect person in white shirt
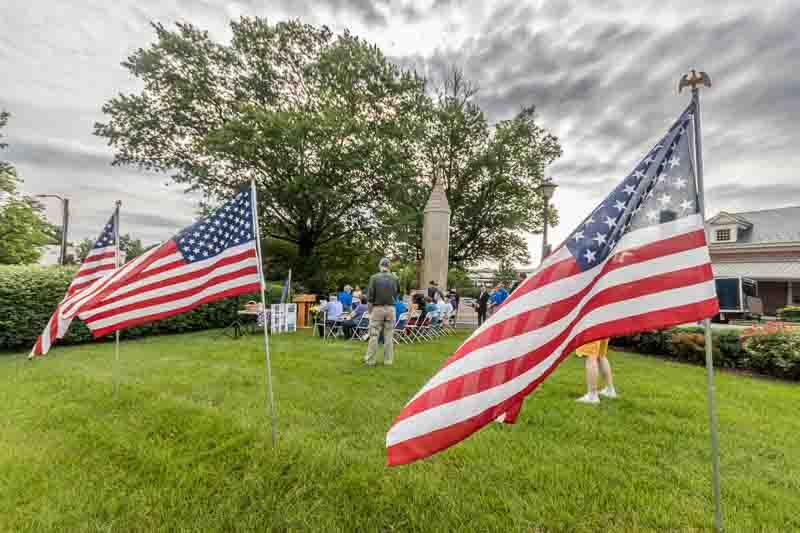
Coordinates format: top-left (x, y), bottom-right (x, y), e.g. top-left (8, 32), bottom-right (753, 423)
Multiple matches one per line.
top-left (436, 295), bottom-right (453, 322)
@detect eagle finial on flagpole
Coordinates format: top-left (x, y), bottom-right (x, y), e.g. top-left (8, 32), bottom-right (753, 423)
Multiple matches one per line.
top-left (678, 69), bottom-right (712, 93)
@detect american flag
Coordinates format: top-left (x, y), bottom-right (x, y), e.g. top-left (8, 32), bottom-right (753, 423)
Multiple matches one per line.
top-left (31, 211), bottom-right (119, 357)
top-left (58, 189), bottom-right (260, 341)
top-left (386, 103), bottom-right (719, 466)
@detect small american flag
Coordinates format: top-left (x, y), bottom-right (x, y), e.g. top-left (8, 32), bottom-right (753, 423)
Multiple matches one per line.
top-left (62, 189), bottom-right (260, 339)
top-left (31, 211), bottom-right (119, 357)
top-left (386, 103), bottom-right (719, 466)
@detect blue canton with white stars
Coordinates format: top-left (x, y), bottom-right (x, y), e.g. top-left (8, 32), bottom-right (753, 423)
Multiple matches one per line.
top-left (566, 103), bottom-right (699, 271)
top-left (93, 215), bottom-right (117, 249)
top-left (175, 190), bottom-right (255, 263)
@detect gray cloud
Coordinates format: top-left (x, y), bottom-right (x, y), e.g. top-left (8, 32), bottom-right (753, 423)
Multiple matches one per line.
top-left (2, 0), bottom-right (799, 259)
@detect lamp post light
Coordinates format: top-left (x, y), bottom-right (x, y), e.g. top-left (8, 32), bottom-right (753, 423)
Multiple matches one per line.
top-left (35, 194), bottom-right (69, 265)
top-left (538, 179), bottom-right (557, 263)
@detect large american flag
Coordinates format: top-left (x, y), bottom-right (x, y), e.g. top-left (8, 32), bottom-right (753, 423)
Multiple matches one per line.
top-left (73, 188), bottom-right (261, 338)
top-left (31, 211), bottom-right (119, 357)
top-left (38, 188), bottom-right (261, 346)
top-left (386, 103), bottom-right (720, 466)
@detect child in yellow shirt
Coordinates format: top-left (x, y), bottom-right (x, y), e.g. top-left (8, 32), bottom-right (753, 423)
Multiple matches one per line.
top-left (575, 339), bottom-right (618, 404)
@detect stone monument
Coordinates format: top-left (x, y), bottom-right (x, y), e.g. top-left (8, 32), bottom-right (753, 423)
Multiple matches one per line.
top-left (421, 180), bottom-right (451, 292)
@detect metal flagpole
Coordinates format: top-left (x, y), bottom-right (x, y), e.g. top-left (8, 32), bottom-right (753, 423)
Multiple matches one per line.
top-left (113, 200), bottom-right (122, 398)
top-left (680, 69), bottom-right (722, 532)
top-left (285, 268), bottom-right (292, 332)
top-left (250, 180), bottom-right (277, 445)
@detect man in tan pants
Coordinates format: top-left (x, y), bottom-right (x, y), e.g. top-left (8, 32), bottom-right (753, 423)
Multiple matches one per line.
top-left (365, 257), bottom-right (400, 366)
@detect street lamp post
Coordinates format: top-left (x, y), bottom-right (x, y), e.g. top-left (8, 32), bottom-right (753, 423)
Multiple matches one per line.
top-left (538, 179), bottom-right (558, 264)
top-left (35, 194), bottom-right (69, 265)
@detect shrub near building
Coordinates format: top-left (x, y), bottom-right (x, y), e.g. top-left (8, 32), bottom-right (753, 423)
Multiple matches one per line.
top-left (612, 325), bottom-right (800, 381)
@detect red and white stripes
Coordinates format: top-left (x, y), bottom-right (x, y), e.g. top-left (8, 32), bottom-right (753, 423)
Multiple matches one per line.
top-left (386, 214), bottom-right (718, 466)
top-left (77, 241), bottom-right (260, 338)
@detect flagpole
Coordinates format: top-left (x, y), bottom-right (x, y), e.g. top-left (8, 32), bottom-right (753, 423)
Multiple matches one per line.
top-left (113, 200), bottom-right (122, 398)
top-left (681, 70), bottom-right (722, 532)
top-left (285, 268), bottom-right (292, 332)
top-left (250, 180), bottom-right (277, 445)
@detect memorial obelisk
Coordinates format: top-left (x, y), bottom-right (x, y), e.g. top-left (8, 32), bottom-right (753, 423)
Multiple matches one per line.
top-left (421, 180), bottom-right (451, 291)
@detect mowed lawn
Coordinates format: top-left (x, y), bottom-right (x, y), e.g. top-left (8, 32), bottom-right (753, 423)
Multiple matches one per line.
top-left (1, 330), bottom-right (798, 532)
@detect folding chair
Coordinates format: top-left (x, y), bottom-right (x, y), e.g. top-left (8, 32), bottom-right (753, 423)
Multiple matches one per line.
top-left (351, 313), bottom-right (371, 341)
top-left (403, 310), bottom-right (423, 343)
top-left (416, 312), bottom-right (436, 341)
top-left (445, 310), bottom-right (458, 334)
top-left (392, 312), bottom-right (411, 344)
top-left (325, 314), bottom-right (347, 341)
top-left (429, 311), bottom-right (446, 337)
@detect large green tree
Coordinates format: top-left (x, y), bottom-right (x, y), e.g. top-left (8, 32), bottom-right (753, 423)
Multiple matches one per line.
top-left (383, 69), bottom-right (562, 268)
top-left (0, 111), bottom-right (57, 264)
top-left (95, 18), bottom-right (428, 291)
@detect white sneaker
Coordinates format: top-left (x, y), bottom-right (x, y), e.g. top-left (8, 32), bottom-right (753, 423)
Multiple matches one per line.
top-left (576, 393), bottom-right (600, 405)
top-left (599, 387), bottom-right (618, 399)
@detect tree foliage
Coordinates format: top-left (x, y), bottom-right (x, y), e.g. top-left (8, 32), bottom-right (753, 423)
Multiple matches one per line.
top-left (384, 69), bottom-right (562, 267)
top-left (95, 18), bottom-right (427, 291)
top-left (0, 111), bottom-right (57, 265)
top-left (95, 20), bottom-right (561, 291)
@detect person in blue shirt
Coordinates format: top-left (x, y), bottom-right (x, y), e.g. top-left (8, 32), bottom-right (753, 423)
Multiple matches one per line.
top-left (394, 297), bottom-right (408, 318)
top-left (338, 285), bottom-right (353, 312)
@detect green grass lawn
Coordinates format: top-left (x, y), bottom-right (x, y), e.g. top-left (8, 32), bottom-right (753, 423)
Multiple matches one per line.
top-left (1, 330), bottom-right (798, 532)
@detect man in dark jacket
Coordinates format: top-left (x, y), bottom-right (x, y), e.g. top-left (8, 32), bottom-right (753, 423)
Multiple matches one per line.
top-left (365, 257), bottom-right (401, 366)
top-left (427, 280), bottom-right (444, 301)
top-left (476, 285), bottom-right (490, 326)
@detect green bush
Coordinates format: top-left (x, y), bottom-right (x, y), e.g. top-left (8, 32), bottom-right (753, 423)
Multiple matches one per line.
top-left (0, 265), bottom-right (259, 352)
top-left (777, 306), bottom-right (800, 323)
top-left (613, 325), bottom-right (800, 380)
top-left (742, 325), bottom-right (800, 380)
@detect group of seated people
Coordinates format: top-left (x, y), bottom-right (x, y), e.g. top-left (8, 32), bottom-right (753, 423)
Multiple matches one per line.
top-left (317, 283), bottom-right (460, 341)
top-left (318, 293), bottom-right (409, 339)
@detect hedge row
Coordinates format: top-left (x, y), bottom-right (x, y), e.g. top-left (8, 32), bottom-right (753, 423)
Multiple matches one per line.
top-left (0, 265), bottom-right (269, 352)
top-left (611, 326), bottom-right (800, 381)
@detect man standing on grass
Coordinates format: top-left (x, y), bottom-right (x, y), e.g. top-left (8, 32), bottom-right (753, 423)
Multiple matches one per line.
top-left (365, 257), bottom-right (400, 366)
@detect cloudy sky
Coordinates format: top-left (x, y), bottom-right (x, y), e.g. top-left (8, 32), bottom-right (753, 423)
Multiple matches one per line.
top-left (2, 0), bottom-right (798, 264)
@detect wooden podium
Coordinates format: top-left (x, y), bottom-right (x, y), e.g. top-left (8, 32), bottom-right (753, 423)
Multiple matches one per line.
top-left (293, 294), bottom-right (317, 329)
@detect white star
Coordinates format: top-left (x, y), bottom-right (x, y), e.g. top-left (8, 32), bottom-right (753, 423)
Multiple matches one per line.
top-left (658, 193), bottom-right (672, 207)
top-left (200, 225), bottom-right (206, 230)
top-left (657, 175), bottom-right (667, 185)
top-left (646, 210), bottom-right (659, 222)
top-left (193, 247), bottom-right (201, 254)
top-left (603, 216), bottom-right (617, 228)
top-left (593, 232), bottom-right (608, 246)
top-left (613, 200), bottom-right (626, 212)
top-left (573, 230), bottom-right (585, 242)
top-left (234, 237), bottom-right (241, 243)
top-left (623, 184), bottom-right (636, 195)
top-left (193, 232), bottom-right (200, 237)
top-left (214, 220), bottom-right (221, 226)
top-left (215, 247), bottom-right (221, 253)
top-left (609, 239), bottom-right (617, 249)
top-left (673, 177), bottom-right (688, 189)
top-left (584, 249), bottom-right (597, 263)
top-left (633, 169), bottom-right (646, 180)
top-left (680, 199), bottom-right (694, 212)
top-left (188, 239), bottom-right (195, 244)
top-left (669, 155), bottom-right (680, 168)
top-left (188, 255), bottom-right (195, 261)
